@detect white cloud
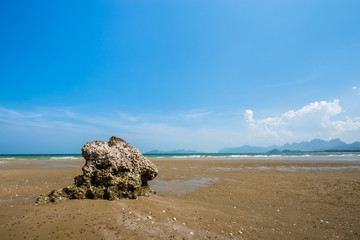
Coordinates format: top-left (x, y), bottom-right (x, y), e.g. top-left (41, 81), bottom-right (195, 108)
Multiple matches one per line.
top-left (245, 99), bottom-right (360, 143)
top-left (324, 116), bottom-right (360, 132)
top-left (1, 101), bottom-right (359, 153)
top-left (0, 107), bottom-right (20, 116)
top-left (118, 112), bottom-right (139, 122)
top-left (353, 85), bottom-right (360, 94)
top-left (0, 107), bottom-right (98, 132)
top-left (264, 74), bottom-right (317, 88)
top-left (0, 107), bottom-right (42, 119)
top-left (245, 110), bottom-right (254, 123)
top-left (0, 106), bottom-right (225, 152)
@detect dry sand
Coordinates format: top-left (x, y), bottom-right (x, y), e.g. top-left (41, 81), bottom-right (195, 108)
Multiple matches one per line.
top-left (0, 158), bottom-right (359, 239)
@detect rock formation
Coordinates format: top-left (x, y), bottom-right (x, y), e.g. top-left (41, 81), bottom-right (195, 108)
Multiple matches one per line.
top-left (37, 136), bottom-right (158, 203)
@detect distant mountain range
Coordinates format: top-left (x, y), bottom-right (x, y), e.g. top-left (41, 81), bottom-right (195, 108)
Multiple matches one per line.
top-left (145, 139), bottom-right (360, 154)
top-left (219, 139), bottom-right (360, 153)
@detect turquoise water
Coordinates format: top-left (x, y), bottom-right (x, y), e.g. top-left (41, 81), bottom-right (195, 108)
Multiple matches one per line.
top-left (144, 152), bottom-right (360, 161)
top-left (0, 154), bottom-right (84, 168)
top-left (1, 152), bottom-right (360, 161)
top-left (1, 153), bottom-right (359, 172)
top-left (0, 154), bottom-right (82, 159)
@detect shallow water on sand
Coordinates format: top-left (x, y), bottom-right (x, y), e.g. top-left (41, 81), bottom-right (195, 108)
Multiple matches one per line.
top-left (1, 155), bottom-right (360, 196)
top-left (149, 177), bottom-right (219, 195)
top-left (212, 165), bottom-right (360, 172)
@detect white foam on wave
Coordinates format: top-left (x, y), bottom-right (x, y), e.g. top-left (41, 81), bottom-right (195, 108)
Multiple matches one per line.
top-left (148, 153), bottom-right (360, 161)
top-left (251, 155), bottom-right (283, 158)
top-left (0, 157), bottom-right (15, 160)
top-left (328, 154), bottom-right (355, 157)
top-left (169, 155), bottom-right (203, 159)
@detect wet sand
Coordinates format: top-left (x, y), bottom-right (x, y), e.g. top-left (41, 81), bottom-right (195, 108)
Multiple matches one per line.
top-left (1, 159), bottom-right (360, 239)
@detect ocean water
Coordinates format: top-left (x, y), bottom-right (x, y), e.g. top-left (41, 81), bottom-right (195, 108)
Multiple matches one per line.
top-left (0, 154), bottom-right (83, 161)
top-left (144, 152), bottom-right (360, 161)
top-left (0, 154), bottom-right (84, 168)
top-left (1, 152), bottom-right (360, 162)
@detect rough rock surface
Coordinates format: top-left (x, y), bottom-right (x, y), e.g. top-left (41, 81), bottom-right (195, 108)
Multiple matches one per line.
top-left (37, 136), bottom-right (158, 203)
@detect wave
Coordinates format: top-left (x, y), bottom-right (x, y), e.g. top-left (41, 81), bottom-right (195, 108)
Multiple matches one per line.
top-left (147, 153), bottom-right (360, 161)
top-left (0, 157), bottom-right (15, 160)
top-left (168, 155), bottom-right (203, 158)
top-left (50, 156), bottom-right (82, 160)
top-left (328, 154), bottom-right (359, 157)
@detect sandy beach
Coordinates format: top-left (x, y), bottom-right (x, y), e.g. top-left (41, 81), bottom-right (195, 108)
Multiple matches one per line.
top-left (1, 158), bottom-right (359, 239)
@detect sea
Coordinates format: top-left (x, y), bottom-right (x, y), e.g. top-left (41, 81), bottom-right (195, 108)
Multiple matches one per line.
top-left (1, 152), bottom-right (360, 162)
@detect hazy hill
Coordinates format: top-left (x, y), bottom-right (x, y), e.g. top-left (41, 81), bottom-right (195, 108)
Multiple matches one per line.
top-left (330, 142), bottom-right (360, 151)
top-left (278, 138), bottom-right (345, 151)
top-left (219, 139), bottom-right (359, 153)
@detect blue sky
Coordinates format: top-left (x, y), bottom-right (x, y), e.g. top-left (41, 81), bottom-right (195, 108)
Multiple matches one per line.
top-left (1, 0), bottom-right (360, 153)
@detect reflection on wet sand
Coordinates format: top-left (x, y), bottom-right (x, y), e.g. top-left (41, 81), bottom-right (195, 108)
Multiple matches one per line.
top-left (150, 177), bottom-right (219, 195)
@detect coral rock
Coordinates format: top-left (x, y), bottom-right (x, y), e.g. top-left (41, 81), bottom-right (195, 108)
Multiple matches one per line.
top-left (37, 137), bottom-right (158, 203)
